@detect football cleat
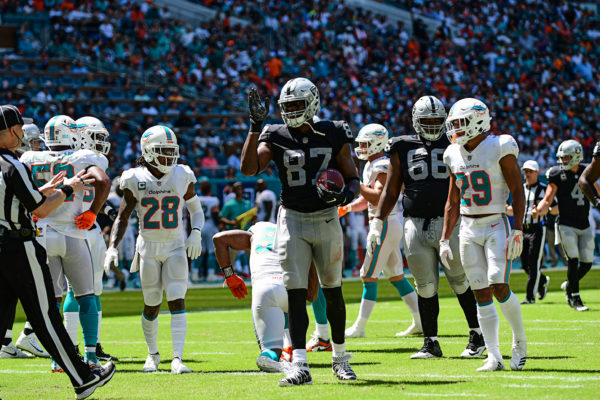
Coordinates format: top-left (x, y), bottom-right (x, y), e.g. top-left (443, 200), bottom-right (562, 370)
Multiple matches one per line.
top-left (461, 331), bottom-right (486, 358)
top-left (345, 323), bottom-right (366, 338)
top-left (332, 353), bottom-right (357, 381)
top-left (171, 357), bottom-right (191, 374)
top-left (411, 337), bottom-right (442, 359)
top-left (477, 356), bottom-right (505, 372)
top-left (538, 276), bottom-right (550, 300)
top-left (0, 342), bottom-right (33, 358)
top-left (561, 281), bottom-right (573, 307)
top-left (520, 299), bottom-right (535, 304)
top-left (96, 343), bottom-right (119, 361)
top-left (306, 333), bottom-right (332, 352)
top-left (278, 362), bottom-right (312, 386)
top-left (51, 359), bottom-right (64, 373)
top-left (280, 346), bottom-right (292, 362)
top-left (16, 331), bottom-right (50, 358)
top-left (74, 361), bottom-right (115, 400)
top-left (256, 355), bottom-right (283, 373)
top-left (510, 339), bottom-right (527, 371)
top-left (572, 296), bottom-right (589, 312)
top-left (142, 353), bottom-right (160, 372)
top-left (396, 321), bottom-right (423, 337)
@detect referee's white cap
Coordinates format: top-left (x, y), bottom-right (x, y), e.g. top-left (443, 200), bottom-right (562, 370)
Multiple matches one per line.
top-left (521, 160), bottom-right (539, 171)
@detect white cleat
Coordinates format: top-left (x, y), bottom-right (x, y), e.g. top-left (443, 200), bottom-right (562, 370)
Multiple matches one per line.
top-left (142, 353), bottom-right (160, 372)
top-left (396, 321), bottom-right (423, 337)
top-left (16, 332), bottom-right (50, 358)
top-left (171, 357), bottom-right (191, 374)
top-left (0, 342), bottom-right (34, 358)
top-left (510, 339), bottom-right (527, 371)
top-left (345, 324), bottom-right (366, 338)
top-left (477, 356), bottom-right (505, 372)
top-left (256, 355), bottom-right (283, 372)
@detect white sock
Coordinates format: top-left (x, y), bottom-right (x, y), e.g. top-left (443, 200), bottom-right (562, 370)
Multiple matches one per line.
top-left (471, 327), bottom-right (482, 335)
top-left (24, 321), bottom-right (33, 330)
top-left (477, 302), bottom-right (501, 360)
top-left (498, 292), bottom-right (526, 342)
top-left (292, 349), bottom-right (308, 364)
top-left (315, 323), bottom-right (329, 340)
top-left (283, 329), bottom-right (291, 348)
top-left (356, 299), bottom-right (376, 328)
top-left (402, 291), bottom-right (421, 327)
top-left (97, 311), bottom-right (102, 343)
top-left (170, 312), bottom-right (187, 359)
top-left (427, 336), bottom-right (438, 342)
top-left (332, 342), bottom-right (346, 358)
top-left (63, 312), bottom-right (79, 346)
top-left (4, 329), bottom-right (11, 339)
top-left (141, 314), bottom-right (159, 354)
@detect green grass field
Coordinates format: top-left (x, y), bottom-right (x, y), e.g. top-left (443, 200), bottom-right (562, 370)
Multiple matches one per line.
top-left (1, 268), bottom-right (599, 399)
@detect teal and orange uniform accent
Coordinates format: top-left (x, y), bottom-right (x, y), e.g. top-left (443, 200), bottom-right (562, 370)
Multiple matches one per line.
top-left (501, 213), bottom-right (512, 284)
top-left (365, 219), bottom-right (388, 278)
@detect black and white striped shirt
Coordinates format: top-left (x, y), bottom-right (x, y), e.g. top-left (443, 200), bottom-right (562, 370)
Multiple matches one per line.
top-left (0, 149), bottom-right (45, 230)
top-left (523, 181), bottom-right (547, 227)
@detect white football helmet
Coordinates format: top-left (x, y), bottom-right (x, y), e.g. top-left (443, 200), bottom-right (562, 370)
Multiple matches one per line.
top-left (76, 116), bottom-right (111, 155)
top-left (278, 78), bottom-right (320, 128)
top-left (412, 95), bottom-right (446, 141)
top-left (556, 140), bottom-right (583, 170)
top-left (43, 115), bottom-right (78, 148)
top-left (141, 125), bottom-right (179, 174)
top-left (445, 98), bottom-right (491, 146)
top-left (355, 123), bottom-right (389, 160)
top-left (17, 123), bottom-right (46, 154)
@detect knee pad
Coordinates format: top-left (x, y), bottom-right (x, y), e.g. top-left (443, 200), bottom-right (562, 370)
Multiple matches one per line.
top-left (447, 276), bottom-right (470, 295)
top-left (166, 281), bottom-right (187, 302)
top-left (166, 256), bottom-right (189, 281)
top-left (415, 281), bottom-right (437, 298)
top-left (142, 288), bottom-right (163, 307)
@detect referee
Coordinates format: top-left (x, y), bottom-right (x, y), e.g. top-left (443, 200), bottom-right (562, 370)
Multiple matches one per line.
top-left (507, 160), bottom-right (550, 304)
top-left (0, 105), bottom-right (115, 399)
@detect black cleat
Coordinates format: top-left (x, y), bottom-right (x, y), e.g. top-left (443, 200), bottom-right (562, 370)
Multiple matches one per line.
top-left (538, 276), bottom-right (549, 300)
top-left (461, 331), bottom-right (486, 357)
top-left (96, 343), bottom-right (119, 361)
top-left (572, 296), bottom-right (589, 312)
top-left (278, 362), bottom-right (312, 386)
top-left (332, 353), bottom-right (357, 380)
top-left (410, 337), bottom-right (443, 359)
top-left (75, 361), bottom-right (116, 400)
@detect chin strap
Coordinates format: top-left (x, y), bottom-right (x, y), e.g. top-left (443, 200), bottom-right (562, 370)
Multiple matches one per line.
top-left (185, 195), bottom-right (205, 231)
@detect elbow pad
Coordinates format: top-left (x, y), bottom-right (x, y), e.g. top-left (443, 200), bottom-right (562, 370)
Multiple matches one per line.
top-left (186, 195), bottom-right (205, 231)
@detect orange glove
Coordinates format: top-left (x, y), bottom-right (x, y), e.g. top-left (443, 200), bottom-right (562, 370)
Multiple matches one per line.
top-left (32, 216), bottom-right (39, 222)
top-left (225, 275), bottom-right (248, 299)
top-left (75, 210), bottom-right (97, 230)
top-left (338, 205), bottom-right (351, 218)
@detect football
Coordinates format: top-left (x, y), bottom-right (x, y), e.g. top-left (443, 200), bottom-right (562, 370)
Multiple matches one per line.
top-left (317, 168), bottom-right (345, 192)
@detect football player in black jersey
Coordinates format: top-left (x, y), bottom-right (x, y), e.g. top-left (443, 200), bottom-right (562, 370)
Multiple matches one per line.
top-left (241, 78), bottom-right (360, 386)
top-left (535, 140), bottom-right (594, 311)
top-left (368, 96), bottom-right (483, 359)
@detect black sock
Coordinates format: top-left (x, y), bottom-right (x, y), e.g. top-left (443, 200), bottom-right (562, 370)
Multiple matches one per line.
top-left (322, 287), bottom-right (346, 345)
top-left (287, 289), bottom-right (309, 350)
top-left (567, 258), bottom-right (579, 294)
top-left (578, 262), bottom-right (592, 281)
top-left (456, 287), bottom-right (480, 329)
top-left (2, 337), bottom-right (10, 346)
top-left (417, 294), bottom-right (439, 337)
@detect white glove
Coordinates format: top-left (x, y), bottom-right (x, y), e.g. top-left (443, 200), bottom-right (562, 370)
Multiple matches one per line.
top-left (104, 246), bottom-right (118, 274)
top-left (506, 229), bottom-right (523, 260)
top-left (366, 218), bottom-right (384, 256)
top-left (185, 229), bottom-right (203, 260)
top-left (439, 239), bottom-right (453, 269)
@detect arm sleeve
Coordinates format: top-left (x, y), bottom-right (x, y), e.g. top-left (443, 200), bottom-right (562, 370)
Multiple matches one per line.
top-left (185, 195), bottom-right (205, 231)
top-left (499, 135), bottom-right (519, 159)
top-left (6, 160), bottom-right (45, 212)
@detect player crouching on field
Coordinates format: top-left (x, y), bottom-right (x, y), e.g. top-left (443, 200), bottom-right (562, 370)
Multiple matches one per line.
top-left (213, 222), bottom-right (320, 372)
top-left (440, 98), bottom-right (527, 372)
top-left (104, 125), bottom-right (204, 374)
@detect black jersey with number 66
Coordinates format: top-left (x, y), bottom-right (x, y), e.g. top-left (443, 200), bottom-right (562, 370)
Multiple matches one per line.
top-left (259, 120), bottom-right (354, 212)
top-left (387, 134), bottom-right (450, 218)
top-left (546, 164), bottom-right (590, 229)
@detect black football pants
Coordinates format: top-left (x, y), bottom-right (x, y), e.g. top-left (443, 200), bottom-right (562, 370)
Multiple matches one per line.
top-left (520, 225), bottom-right (547, 301)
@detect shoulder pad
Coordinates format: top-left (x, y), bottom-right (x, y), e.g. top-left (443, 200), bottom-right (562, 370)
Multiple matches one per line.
top-left (371, 157), bottom-right (389, 174)
top-left (498, 134), bottom-right (519, 158)
top-left (546, 165), bottom-right (561, 179)
top-left (332, 120), bottom-right (354, 142)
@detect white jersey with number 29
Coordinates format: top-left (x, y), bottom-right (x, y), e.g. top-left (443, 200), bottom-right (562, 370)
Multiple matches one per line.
top-left (120, 164), bottom-right (196, 244)
top-left (443, 134), bottom-right (518, 216)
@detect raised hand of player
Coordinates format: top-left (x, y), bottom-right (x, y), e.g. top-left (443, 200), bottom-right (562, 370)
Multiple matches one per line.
top-left (366, 218), bottom-right (383, 256)
top-left (439, 239), bottom-right (453, 268)
top-left (63, 169), bottom-right (95, 192)
top-left (225, 274), bottom-right (248, 299)
top-left (506, 229), bottom-right (523, 260)
top-left (103, 246), bottom-right (119, 275)
top-left (75, 210), bottom-right (97, 230)
top-left (39, 171), bottom-right (65, 195)
top-left (248, 87), bottom-right (270, 132)
top-left (185, 229), bottom-right (203, 260)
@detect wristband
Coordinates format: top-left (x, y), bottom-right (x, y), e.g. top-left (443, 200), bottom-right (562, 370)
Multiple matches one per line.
top-left (60, 185), bottom-right (74, 197)
top-left (223, 265), bottom-right (234, 279)
top-left (250, 121), bottom-right (263, 133)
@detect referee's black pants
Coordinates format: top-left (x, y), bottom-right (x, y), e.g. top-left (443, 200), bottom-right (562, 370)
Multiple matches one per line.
top-left (0, 237), bottom-right (93, 387)
top-left (520, 225), bottom-right (548, 301)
